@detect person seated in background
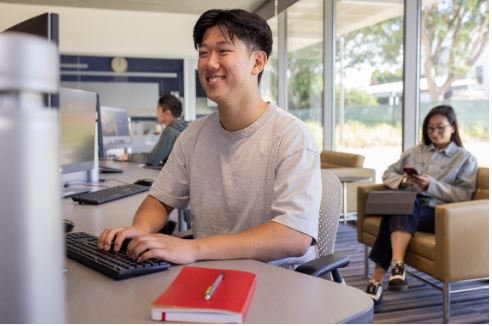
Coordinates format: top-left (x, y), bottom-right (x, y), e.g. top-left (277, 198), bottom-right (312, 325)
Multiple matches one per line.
top-left (365, 104), bottom-right (478, 304)
top-left (117, 94), bottom-right (188, 166)
top-left (98, 9), bottom-right (321, 270)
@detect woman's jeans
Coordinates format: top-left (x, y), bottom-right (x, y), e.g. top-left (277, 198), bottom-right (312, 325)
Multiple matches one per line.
top-left (369, 197), bottom-right (435, 271)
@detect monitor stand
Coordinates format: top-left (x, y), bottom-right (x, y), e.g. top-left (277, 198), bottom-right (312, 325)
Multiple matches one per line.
top-left (60, 168), bottom-right (98, 198)
top-left (61, 187), bottom-right (90, 198)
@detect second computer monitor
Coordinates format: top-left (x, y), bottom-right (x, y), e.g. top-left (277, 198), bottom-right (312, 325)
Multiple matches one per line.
top-left (98, 106), bottom-right (132, 154)
top-left (59, 87), bottom-right (97, 174)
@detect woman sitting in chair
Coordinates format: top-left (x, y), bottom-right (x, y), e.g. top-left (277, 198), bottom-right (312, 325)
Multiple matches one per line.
top-left (365, 105), bottom-right (478, 304)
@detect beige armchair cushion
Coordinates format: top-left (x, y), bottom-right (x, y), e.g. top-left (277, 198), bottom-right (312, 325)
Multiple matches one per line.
top-left (320, 150), bottom-right (364, 169)
top-left (407, 232), bottom-right (435, 261)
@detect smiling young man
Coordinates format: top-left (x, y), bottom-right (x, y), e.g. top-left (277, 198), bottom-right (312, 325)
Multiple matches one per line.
top-left (98, 9), bottom-right (321, 269)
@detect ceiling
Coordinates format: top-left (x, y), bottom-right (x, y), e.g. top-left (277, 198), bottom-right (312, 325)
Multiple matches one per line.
top-left (0, 0), bottom-right (267, 14)
top-left (0, 0), bottom-right (420, 55)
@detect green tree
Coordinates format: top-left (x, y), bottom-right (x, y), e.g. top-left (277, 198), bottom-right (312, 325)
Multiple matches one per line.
top-left (336, 87), bottom-right (378, 107)
top-left (287, 43), bottom-right (323, 110)
top-left (341, 17), bottom-right (403, 68)
top-left (371, 69), bottom-right (402, 85)
top-left (422, 0), bottom-right (488, 100)
top-left (341, 0), bottom-right (489, 101)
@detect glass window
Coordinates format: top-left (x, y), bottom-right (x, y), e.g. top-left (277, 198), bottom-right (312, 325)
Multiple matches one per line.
top-left (419, 0), bottom-right (489, 167)
top-left (286, 0), bottom-right (324, 150)
top-left (335, 0), bottom-right (404, 181)
top-left (261, 16), bottom-right (278, 104)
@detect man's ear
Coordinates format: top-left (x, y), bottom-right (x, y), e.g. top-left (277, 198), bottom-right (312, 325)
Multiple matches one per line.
top-left (251, 50), bottom-right (268, 77)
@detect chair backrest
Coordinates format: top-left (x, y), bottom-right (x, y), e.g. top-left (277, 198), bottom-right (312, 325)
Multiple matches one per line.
top-left (320, 150), bottom-right (365, 169)
top-left (473, 167), bottom-right (489, 200)
top-left (317, 169), bottom-right (343, 257)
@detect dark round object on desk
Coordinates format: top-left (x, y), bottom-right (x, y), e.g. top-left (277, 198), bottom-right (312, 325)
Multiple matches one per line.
top-left (63, 219), bottom-right (75, 233)
top-left (134, 178), bottom-right (154, 187)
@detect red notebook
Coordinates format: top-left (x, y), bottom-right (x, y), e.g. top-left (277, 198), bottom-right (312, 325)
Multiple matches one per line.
top-left (151, 266), bottom-right (256, 323)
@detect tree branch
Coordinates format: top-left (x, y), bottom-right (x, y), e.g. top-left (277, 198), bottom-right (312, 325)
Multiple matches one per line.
top-left (463, 13), bottom-right (488, 67)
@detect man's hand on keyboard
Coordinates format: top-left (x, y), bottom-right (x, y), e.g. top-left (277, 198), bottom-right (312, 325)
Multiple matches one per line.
top-left (98, 226), bottom-right (146, 252)
top-left (127, 234), bottom-right (198, 265)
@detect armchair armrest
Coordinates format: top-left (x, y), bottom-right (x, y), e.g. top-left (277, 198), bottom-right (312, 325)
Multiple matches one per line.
top-left (295, 253), bottom-right (350, 282)
top-left (434, 199), bottom-right (489, 282)
top-left (356, 184), bottom-right (386, 241)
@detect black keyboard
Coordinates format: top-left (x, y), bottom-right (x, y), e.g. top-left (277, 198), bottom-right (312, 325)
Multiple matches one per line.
top-left (71, 184), bottom-right (149, 205)
top-left (65, 232), bottom-right (171, 280)
top-left (142, 164), bottom-right (163, 171)
top-left (99, 165), bottom-right (123, 173)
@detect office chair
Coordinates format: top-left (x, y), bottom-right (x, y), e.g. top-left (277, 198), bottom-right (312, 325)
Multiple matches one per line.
top-left (160, 208), bottom-right (191, 235)
top-left (320, 150), bottom-right (375, 216)
top-left (295, 169), bottom-right (350, 283)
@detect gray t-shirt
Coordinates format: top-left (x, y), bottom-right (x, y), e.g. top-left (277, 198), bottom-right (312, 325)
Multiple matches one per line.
top-left (149, 103), bottom-right (321, 268)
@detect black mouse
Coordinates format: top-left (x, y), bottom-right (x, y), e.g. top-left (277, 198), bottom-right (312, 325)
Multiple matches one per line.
top-left (134, 178), bottom-right (154, 187)
top-left (63, 219), bottom-right (75, 233)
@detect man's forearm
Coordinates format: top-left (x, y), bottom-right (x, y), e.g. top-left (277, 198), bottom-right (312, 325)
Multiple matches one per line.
top-left (194, 221), bottom-right (312, 262)
top-left (132, 195), bottom-right (171, 234)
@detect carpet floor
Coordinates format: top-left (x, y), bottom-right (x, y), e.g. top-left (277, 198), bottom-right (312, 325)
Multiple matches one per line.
top-left (334, 222), bottom-right (489, 324)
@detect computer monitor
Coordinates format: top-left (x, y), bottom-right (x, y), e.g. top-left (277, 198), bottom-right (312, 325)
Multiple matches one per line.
top-left (4, 13), bottom-right (59, 45)
top-left (59, 88), bottom-right (97, 174)
top-left (4, 13), bottom-right (59, 109)
top-left (97, 106), bottom-right (132, 157)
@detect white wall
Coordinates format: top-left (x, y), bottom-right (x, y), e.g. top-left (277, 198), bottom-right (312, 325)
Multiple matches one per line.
top-left (0, 2), bottom-right (199, 58)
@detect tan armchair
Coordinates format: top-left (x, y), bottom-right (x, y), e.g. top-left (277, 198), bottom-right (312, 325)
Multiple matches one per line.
top-left (357, 167), bottom-right (489, 323)
top-left (320, 150), bottom-right (365, 169)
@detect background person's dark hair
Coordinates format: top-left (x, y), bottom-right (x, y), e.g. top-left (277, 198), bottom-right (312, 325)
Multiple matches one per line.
top-left (158, 94), bottom-right (182, 118)
top-left (193, 9), bottom-right (273, 84)
top-left (422, 104), bottom-right (463, 147)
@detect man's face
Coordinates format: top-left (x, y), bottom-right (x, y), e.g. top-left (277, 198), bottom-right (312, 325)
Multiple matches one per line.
top-left (156, 105), bottom-right (172, 125)
top-left (197, 26), bottom-right (258, 104)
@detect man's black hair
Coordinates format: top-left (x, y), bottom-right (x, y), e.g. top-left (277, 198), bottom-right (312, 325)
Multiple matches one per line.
top-left (193, 9), bottom-right (273, 83)
top-left (158, 94), bottom-right (182, 118)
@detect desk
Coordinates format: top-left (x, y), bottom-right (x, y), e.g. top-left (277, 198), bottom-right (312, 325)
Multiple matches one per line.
top-left (64, 162), bottom-right (373, 323)
top-left (66, 259), bottom-right (373, 323)
top-left (64, 161), bottom-right (161, 234)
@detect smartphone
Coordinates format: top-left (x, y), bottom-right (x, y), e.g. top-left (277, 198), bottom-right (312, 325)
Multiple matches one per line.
top-left (403, 167), bottom-right (419, 176)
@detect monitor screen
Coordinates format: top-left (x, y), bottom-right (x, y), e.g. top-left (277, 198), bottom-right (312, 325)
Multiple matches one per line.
top-left (98, 106), bottom-right (132, 151)
top-left (59, 88), bottom-right (97, 174)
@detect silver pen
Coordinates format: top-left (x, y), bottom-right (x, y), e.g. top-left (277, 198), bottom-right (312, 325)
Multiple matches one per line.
top-left (204, 272), bottom-right (225, 301)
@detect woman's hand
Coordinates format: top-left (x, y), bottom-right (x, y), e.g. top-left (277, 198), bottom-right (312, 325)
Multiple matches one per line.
top-left (400, 175), bottom-right (415, 187)
top-left (407, 174), bottom-right (430, 190)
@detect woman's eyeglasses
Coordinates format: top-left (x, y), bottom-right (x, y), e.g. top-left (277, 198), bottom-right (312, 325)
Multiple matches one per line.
top-left (427, 125), bottom-right (451, 134)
